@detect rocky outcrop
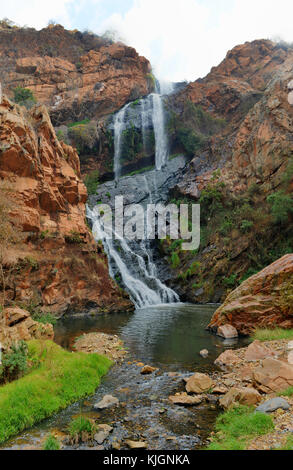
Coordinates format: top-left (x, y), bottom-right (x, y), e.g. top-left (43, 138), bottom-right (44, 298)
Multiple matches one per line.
top-left (0, 94), bottom-right (133, 314)
top-left (0, 24), bottom-right (152, 125)
top-left (0, 307), bottom-right (53, 350)
top-left (208, 254), bottom-right (293, 335)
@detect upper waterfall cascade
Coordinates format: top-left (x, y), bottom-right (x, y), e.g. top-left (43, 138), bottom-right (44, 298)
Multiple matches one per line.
top-left (89, 80), bottom-right (180, 309)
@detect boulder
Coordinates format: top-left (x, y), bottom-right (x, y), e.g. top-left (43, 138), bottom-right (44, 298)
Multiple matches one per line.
top-left (244, 340), bottom-right (275, 362)
top-left (208, 255), bottom-right (293, 335)
top-left (0, 307), bottom-right (54, 350)
top-left (93, 395), bottom-right (119, 410)
top-left (185, 373), bottom-right (213, 394)
top-left (217, 325), bottom-right (238, 339)
top-left (253, 358), bottom-right (293, 393)
top-left (214, 350), bottom-right (241, 367)
top-left (212, 385), bottom-right (229, 395)
top-left (169, 393), bottom-right (203, 406)
top-left (219, 387), bottom-right (262, 409)
top-left (256, 398), bottom-right (290, 414)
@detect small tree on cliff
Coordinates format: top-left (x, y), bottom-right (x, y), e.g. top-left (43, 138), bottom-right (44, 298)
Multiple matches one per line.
top-left (0, 181), bottom-right (23, 309)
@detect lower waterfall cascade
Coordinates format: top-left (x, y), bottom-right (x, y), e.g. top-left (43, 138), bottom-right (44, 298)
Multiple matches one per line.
top-left (88, 80), bottom-right (180, 309)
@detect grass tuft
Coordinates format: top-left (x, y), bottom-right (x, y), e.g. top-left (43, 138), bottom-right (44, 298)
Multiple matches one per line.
top-left (43, 434), bottom-right (60, 450)
top-left (252, 328), bottom-right (293, 342)
top-left (207, 406), bottom-right (274, 451)
top-left (0, 340), bottom-right (111, 444)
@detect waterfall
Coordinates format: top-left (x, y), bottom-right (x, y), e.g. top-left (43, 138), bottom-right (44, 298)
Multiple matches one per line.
top-left (88, 207), bottom-right (179, 309)
top-left (113, 103), bottom-right (130, 181)
top-left (91, 79), bottom-right (179, 309)
top-left (152, 93), bottom-right (168, 170)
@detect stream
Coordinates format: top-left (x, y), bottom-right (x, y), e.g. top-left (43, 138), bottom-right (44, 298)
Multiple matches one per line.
top-left (2, 304), bottom-right (250, 450)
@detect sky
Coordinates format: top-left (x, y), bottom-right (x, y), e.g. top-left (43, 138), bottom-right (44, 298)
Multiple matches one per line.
top-left (2, 0), bottom-right (293, 82)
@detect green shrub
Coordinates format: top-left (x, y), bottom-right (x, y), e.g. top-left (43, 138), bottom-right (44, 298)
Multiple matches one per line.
top-left (267, 191), bottom-right (293, 225)
top-left (177, 128), bottom-right (206, 155)
top-left (278, 386), bottom-right (293, 397)
top-left (0, 341), bottom-right (28, 384)
top-left (13, 87), bottom-right (36, 108)
top-left (43, 434), bottom-right (60, 450)
top-left (223, 274), bottom-right (238, 288)
top-left (84, 170), bottom-right (99, 196)
top-left (170, 252), bottom-right (180, 269)
top-left (31, 311), bottom-right (57, 326)
top-left (68, 122), bottom-right (98, 155)
top-left (240, 220), bottom-right (254, 233)
top-left (65, 230), bottom-right (83, 244)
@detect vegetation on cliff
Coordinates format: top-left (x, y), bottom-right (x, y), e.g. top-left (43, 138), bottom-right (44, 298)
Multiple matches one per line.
top-left (0, 340), bottom-right (111, 444)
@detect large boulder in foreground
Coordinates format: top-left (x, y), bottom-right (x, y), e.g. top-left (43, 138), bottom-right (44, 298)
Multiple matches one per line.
top-left (0, 307), bottom-right (54, 350)
top-left (208, 255), bottom-right (293, 335)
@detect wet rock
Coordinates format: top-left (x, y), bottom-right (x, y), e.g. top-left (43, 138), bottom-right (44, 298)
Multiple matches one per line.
top-left (169, 393), bottom-right (203, 406)
top-left (244, 340), bottom-right (275, 362)
top-left (214, 350), bottom-right (241, 367)
top-left (93, 395), bottom-right (119, 410)
top-left (185, 373), bottom-right (213, 394)
top-left (199, 349), bottom-right (209, 358)
top-left (217, 325), bottom-right (238, 339)
top-left (253, 358), bottom-right (293, 393)
top-left (141, 365), bottom-right (157, 375)
top-left (125, 440), bottom-right (148, 449)
top-left (220, 387), bottom-right (262, 409)
top-left (256, 398), bottom-right (290, 414)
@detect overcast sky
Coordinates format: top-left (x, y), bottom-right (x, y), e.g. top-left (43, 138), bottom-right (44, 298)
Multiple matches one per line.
top-left (2, 0), bottom-right (293, 81)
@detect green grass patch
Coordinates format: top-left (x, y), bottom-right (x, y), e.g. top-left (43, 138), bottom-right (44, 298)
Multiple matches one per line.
top-left (67, 119), bottom-right (90, 128)
top-left (207, 406), bottom-right (274, 451)
top-left (278, 386), bottom-right (293, 397)
top-left (252, 328), bottom-right (293, 342)
top-left (0, 340), bottom-right (111, 444)
top-left (43, 434), bottom-right (60, 450)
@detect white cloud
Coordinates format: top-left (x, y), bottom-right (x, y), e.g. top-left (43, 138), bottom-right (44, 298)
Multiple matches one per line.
top-left (1, 0), bottom-right (75, 30)
top-left (98, 0), bottom-right (293, 82)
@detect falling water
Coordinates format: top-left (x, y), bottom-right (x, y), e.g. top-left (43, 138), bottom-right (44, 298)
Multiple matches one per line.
top-left (113, 103), bottom-right (130, 181)
top-left (93, 79), bottom-right (179, 309)
top-left (87, 206), bottom-right (179, 309)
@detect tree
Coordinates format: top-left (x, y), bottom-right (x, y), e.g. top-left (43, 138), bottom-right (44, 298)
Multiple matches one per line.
top-left (0, 182), bottom-right (23, 308)
top-left (12, 87), bottom-right (36, 109)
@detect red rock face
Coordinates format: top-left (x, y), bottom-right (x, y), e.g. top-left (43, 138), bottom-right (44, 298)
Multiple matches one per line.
top-left (208, 254), bottom-right (293, 335)
top-left (0, 25), bottom-right (152, 125)
top-left (0, 95), bottom-right (133, 314)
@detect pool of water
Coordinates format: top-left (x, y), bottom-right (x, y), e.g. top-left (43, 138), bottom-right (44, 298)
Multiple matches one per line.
top-left (2, 304), bottom-right (250, 450)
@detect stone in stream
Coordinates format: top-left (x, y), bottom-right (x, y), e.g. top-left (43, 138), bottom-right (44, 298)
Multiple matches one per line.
top-left (256, 398), bottom-right (290, 414)
top-left (199, 349), bottom-right (209, 358)
top-left (217, 325), bottom-right (238, 339)
top-left (185, 373), bottom-right (214, 393)
top-left (125, 440), bottom-right (148, 449)
top-left (93, 395), bottom-right (119, 410)
top-left (141, 365), bottom-right (158, 375)
top-left (169, 393), bottom-right (203, 406)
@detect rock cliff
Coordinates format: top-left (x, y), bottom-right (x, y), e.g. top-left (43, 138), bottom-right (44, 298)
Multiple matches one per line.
top-left (0, 94), bottom-right (133, 314)
top-left (0, 23), bottom-right (153, 125)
